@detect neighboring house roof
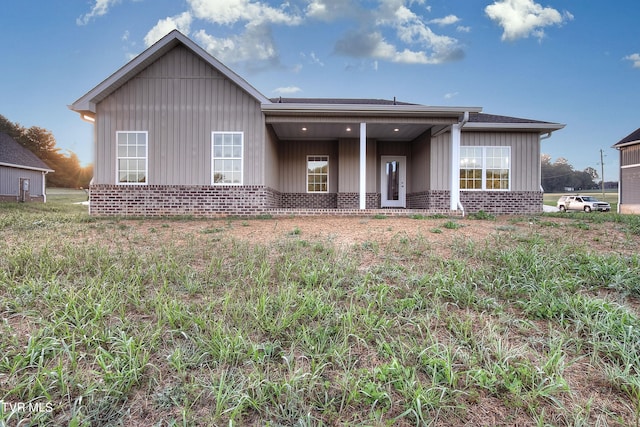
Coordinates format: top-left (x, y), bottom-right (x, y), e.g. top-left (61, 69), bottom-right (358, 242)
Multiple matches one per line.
top-left (0, 132), bottom-right (54, 172)
top-left (613, 128), bottom-right (640, 149)
top-left (69, 30), bottom-right (270, 119)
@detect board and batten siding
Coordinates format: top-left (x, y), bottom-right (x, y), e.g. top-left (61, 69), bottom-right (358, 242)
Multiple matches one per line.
top-left (0, 166), bottom-right (45, 197)
top-left (462, 132), bottom-right (541, 191)
top-left (410, 132), bottom-right (431, 193)
top-left (337, 139), bottom-right (377, 193)
top-left (278, 140), bottom-right (338, 193)
top-left (94, 45), bottom-right (265, 186)
top-left (429, 131), bottom-right (541, 191)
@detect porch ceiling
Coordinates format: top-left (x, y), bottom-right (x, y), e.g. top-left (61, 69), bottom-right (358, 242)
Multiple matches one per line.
top-left (269, 122), bottom-right (448, 141)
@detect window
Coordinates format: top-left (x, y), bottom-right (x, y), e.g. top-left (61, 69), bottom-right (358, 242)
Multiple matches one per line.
top-left (460, 146), bottom-right (510, 190)
top-left (307, 156), bottom-right (329, 193)
top-left (212, 132), bottom-right (243, 184)
top-left (117, 131), bottom-right (147, 184)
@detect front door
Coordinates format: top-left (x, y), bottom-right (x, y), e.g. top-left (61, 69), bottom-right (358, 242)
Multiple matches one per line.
top-left (380, 156), bottom-right (406, 208)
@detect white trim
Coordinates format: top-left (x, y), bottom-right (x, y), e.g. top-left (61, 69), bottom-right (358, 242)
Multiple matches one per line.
top-left (450, 123), bottom-right (462, 210)
top-left (116, 131), bottom-right (148, 185)
top-left (211, 131), bottom-right (244, 185)
top-left (70, 30), bottom-right (269, 115)
top-left (0, 162), bottom-right (54, 173)
top-left (306, 155), bottom-right (329, 193)
top-left (459, 146), bottom-right (511, 191)
top-left (621, 163), bottom-right (640, 169)
top-left (359, 123), bottom-right (366, 210)
top-left (463, 122), bottom-right (565, 131)
top-left (380, 156), bottom-right (406, 208)
top-left (262, 103), bottom-right (482, 116)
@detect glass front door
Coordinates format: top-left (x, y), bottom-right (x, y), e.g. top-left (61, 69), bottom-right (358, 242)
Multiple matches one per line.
top-left (380, 156), bottom-right (406, 208)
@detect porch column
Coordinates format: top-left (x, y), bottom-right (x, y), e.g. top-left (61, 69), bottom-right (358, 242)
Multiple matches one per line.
top-left (450, 122), bottom-right (462, 211)
top-left (359, 122), bottom-right (367, 210)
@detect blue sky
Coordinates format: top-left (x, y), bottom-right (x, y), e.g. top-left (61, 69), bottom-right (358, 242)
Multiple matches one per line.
top-left (1, 0), bottom-right (638, 183)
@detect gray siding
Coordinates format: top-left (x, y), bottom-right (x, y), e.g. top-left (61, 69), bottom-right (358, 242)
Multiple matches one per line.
top-left (429, 131), bottom-right (541, 191)
top-left (0, 166), bottom-right (46, 197)
top-left (264, 125), bottom-right (279, 190)
top-left (621, 166), bottom-right (640, 204)
top-left (461, 132), bottom-right (541, 191)
top-left (94, 45), bottom-right (265, 186)
top-left (278, 140), bottom-right (338, 193)
top-left (410, 132), bottom-right (431, 192)
top-left (338, 139), bottom-right (358, 192)
top-left (430, 132), bottom-right (451, 190)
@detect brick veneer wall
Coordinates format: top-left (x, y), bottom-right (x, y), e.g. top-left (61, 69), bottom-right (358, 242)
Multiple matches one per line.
top-left (337, 193), bottom-right (380, 209)
top-left (407, 190), bottom-right (450, 212)
top-left (281, 193), bottom-right (338, 209)
top-left (460, 191), bottom-right (542, 214)
top-left (89, 184), bottom-right (275, 217)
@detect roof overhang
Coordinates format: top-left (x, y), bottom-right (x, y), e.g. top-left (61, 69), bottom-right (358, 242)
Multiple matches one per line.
top-left (612, 139), bottom-right (640, 149)
top-left (463, 122), bottom-right (566, 133)
top-left (262, 103), bottom-right (482, 117)
top-left (0, 162), bottom-right (54, 173)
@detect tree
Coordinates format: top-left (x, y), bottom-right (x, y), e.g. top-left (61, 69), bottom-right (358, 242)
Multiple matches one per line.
top-left (0, 114), bottom-right (92, 188)
top-left (541, 154), bottom-right (599, 192)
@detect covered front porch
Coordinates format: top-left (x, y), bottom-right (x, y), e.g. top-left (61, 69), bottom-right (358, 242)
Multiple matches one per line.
top-left (262, 99), bottom-right (480, 212)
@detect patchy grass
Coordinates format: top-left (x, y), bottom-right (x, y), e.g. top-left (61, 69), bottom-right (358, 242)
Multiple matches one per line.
top-left (1, 201), bottom-right (639, 426)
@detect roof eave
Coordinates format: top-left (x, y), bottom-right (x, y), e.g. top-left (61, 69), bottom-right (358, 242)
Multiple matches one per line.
top-left (262, 103), bottom-right (483, 117)
top-left (463, 122), bottom-right (565, 132)
top-left (0, 162), bottom-right (54, 173)
top-left (613, 139), bottom-right (640, 149)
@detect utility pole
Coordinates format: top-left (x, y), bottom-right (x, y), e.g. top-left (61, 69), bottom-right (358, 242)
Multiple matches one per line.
top-left (600, 149), bottom-right (605, 199)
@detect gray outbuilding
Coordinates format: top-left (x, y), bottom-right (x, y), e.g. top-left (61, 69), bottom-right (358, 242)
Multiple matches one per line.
top-left (0, 132), bottom-right (54, 202)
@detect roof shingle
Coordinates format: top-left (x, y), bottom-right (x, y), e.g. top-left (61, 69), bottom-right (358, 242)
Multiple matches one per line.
top-left (0, 132), bottom-right (54, 172)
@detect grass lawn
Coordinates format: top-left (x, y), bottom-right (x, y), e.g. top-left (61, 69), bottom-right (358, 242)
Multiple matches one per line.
top-left (1, 195), bottom-right (640, 426)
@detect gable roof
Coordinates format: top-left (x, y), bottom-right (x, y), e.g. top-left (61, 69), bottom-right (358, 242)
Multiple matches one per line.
top-left (613, 128), bottom-right (640, 149)
top-left (0, 132), bottom-right (54, 172)
top-left (69, 30), bottom-right (270, 118)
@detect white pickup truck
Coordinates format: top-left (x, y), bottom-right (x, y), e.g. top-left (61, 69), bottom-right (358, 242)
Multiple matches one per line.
top-left (556, 195), bottom-right (611, 213)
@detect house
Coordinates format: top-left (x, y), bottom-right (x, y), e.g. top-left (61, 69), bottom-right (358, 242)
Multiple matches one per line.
top-left (613, 128), bottom-right (640, 214)
top-left (70, 30), bottom-right (564, 217)
top-left (0, 132), bottom-right (54, 202)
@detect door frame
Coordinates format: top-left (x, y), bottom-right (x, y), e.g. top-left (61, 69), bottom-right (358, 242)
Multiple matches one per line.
top-left (380, 156), bottom-right (406, 208)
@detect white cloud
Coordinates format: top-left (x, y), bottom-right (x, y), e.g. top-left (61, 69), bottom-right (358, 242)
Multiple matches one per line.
top-left (273, 86), bottom-right (302, 95)
top-left (187, 0), bottom-right (302, 26)
top-left (485, 0), bottom-right (572, 41)
top-left (193, 26), bottom-right (279, 68)
top-left (428, 15), bottom-right (460, 26)
top-left (457, 26), bottom-right (471, 33)
top-left (444, 91), bottom-right (459, 99)
top-left (76, 0), bottom-right (120, 25)
top-left (624, 53), bottom-right (640, 68)
top-left (306, 0), bottom-right (358, 21)
top-left (144, 12), bottom-right (193, 47)
top-left (332, 1), bottom-right (464, 64)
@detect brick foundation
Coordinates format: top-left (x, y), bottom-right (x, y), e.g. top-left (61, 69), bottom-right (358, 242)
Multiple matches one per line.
top-left (89, 184), bottom-right (276, 217)
top-left (88, 185), bottom-right (542, 217)
top-left (460, 191), bottom-right (542, 214)
top-left (337, 193), bottom-right (380, 209)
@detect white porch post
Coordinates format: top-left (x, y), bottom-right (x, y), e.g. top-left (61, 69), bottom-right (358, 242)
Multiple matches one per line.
top-left (450, 122), bottom-right (462, 211)
top-left (359, 122), bottom-right (367, 210)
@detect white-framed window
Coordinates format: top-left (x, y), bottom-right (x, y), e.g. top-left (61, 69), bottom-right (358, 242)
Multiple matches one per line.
top-left (460, 146), bottom-right (510, 190)
top-left (116, 131), bottom-right (148, 184)
top-left (212, 132), bottom-right (243, 185)
top-left (307, 155), bottom-right (329, 193)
